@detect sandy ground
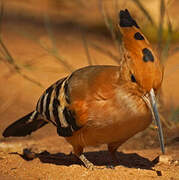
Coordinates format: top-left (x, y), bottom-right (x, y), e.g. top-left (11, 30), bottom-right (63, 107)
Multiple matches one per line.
top-left (0, 2), bottom-right (179, 179)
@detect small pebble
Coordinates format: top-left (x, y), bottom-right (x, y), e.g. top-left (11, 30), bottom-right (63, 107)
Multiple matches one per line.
top-left (159, 155), bottom-right (173, 164)
top-left (23, 149), bottom-right (36, 160)
top-left (173, 160), bottom-right (179, 166)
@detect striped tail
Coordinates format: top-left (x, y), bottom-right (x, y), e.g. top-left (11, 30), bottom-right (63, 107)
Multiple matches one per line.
top-left (3, 111), bottom-right (48, 137)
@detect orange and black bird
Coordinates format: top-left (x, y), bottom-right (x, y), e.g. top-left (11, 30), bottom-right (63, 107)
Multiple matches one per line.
top-left (3, 9), bottom-right (165, 169)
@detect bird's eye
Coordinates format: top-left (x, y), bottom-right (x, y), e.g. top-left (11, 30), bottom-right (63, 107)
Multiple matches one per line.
top-left (131, 74), bottom-right (136, 83)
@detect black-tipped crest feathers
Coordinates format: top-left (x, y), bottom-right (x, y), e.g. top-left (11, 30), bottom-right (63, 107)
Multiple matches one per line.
top-left (119, 9), bottom-right (139, 28)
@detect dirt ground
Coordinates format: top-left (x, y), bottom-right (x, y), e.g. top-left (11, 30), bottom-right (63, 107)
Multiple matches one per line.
top-left (0, 1), bottom-right (179, 179)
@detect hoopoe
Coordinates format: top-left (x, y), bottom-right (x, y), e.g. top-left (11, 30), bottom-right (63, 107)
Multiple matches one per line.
top-left (3, 9), bottom-right (165, 169)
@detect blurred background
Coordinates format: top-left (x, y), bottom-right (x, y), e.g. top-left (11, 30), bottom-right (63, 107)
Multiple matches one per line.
top-left (0, 0), bottom-right (178, 150)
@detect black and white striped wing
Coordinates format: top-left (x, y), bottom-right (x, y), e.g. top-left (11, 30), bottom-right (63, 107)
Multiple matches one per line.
top-left (36, 77), bottom-right (81, 137)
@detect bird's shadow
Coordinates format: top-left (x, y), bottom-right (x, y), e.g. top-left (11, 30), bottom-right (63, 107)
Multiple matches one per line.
top-left (12, 149), bottom-right (160, 171)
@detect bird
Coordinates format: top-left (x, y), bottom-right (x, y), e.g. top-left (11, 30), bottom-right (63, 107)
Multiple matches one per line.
top-left (2, 9), bottom-right (165, 169)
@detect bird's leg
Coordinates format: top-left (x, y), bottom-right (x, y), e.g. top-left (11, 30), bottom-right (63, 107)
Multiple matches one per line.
top-left (108, 143), bottom-right (121, 165)
top-left (73, 145), bottom-right (94, 170)
top-left (79, 154), bottom-right (94, 169)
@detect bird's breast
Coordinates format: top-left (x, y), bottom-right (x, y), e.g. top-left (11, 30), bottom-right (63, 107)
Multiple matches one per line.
top-left (67, 88), bottom-right (152, 147)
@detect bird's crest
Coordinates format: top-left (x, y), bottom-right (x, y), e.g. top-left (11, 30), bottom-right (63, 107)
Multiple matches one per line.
top-left (118, 9), bottom-right (163, 92)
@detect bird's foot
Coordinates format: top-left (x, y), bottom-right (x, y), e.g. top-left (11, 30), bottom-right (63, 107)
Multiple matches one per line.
top-left (106, 165), bottom-right (115, 169)
top-left (79, 154), bottom-right (95, 170)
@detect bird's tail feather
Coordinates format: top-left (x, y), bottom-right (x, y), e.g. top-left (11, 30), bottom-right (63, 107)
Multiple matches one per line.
top-left (3, 111), bottom-right (48, 137)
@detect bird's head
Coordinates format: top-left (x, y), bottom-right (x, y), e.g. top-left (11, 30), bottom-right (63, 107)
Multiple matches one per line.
top-left (118, 9), bottom-right (165, 154)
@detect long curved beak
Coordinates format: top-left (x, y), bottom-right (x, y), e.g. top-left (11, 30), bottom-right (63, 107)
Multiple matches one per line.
top-left (149, 89), bottom-right (165, 154)
top-left (143, 88), bottom-right (165, 154)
